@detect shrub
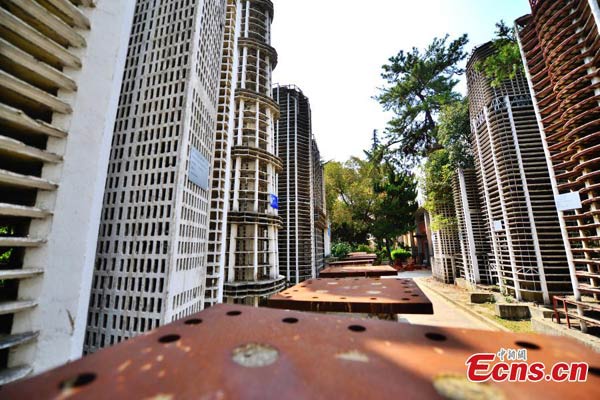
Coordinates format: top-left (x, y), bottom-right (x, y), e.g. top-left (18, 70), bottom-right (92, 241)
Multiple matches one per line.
top-left (391, 248), bottom-right (411, 261)
top-left (354, 244), bottom-right (374, 253)
top-left (331, 242), bottom-right (352, 259)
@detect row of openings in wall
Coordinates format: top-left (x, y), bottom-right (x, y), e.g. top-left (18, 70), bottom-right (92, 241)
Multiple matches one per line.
top-left (91, 274), bottom-right (166, 296)
top-left (84, 315), bottom-right (161, 352)
top-left (95, 256), bottom-right (167, 274)
top-left (238, 48), bottom-right (272, 95)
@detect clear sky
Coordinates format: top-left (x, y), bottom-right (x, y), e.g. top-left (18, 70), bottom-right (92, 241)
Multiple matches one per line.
top-left (271, 0), bottom-right (531, 162)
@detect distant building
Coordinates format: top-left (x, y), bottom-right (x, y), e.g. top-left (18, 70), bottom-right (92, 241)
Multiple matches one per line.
top-left (274, 85), bottom-right (326, 285)
top-left (85, 0), bottom-right (226, 353)
top-left (0, 0), bottom-right (135, 381)
top-left (466, 42), bottom-right (571, 303)
top-left (516, 0), bottom-right (600, 306)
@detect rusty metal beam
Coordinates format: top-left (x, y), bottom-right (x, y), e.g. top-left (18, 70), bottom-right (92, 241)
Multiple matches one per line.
top-left (2, 304), bottom-right (600, 399)
top-left (319, 265), bottom-right (398, 278)
top-left (268, 278), bottom-right (433, 314)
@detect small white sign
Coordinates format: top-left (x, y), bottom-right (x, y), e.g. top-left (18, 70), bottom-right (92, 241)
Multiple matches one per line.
top-left (493, 220), bottom-right (503, 232)
top-left (555, 192), bottom-right (582, 212)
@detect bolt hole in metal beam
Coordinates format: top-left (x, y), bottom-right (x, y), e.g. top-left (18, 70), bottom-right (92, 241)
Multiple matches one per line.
top-left (185, 318), bottom-right (203, 325)
top-left (282, 317), bottom-right (298, 324)
top-left (348, 325), bottom-right (366, 332)
top-left (158, 334), bottom-right (180, 343)
top-left (425, 332), bottom-right (447, 342)
top-left (59, 373), bottom-right (96, 390)
top-left (515, 341), bottom-right (540, 350)
top-left (227, 310), bottom-right (242, 316)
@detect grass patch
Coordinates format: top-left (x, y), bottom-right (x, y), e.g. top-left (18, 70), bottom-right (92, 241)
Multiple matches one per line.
top-left (476, 303), bottom-right (533, 333)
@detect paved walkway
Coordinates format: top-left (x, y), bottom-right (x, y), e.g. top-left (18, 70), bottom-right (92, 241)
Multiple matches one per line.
top-left (392, 270), bottom-right (495, 330)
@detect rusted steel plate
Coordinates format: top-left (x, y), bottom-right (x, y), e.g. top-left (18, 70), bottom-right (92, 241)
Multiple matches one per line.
top-left (268, 277), bottom-right (433, 314)
top-left (328, 259), bottom-right (375, 266)
top-left (347, 252), bottom-right (377, 260)
top-left (319, 264), bottom-right (397, 278)
top-left (3, 304), bottom-right (599, 399)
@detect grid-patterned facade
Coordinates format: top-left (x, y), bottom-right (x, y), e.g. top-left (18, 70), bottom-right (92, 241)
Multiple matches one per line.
top-left (223, 0), bottom-right (285, 304)
top-left (467, 42), bottom-right (571, 303)
top-left (0, 0), bottom-right (134, 381)
top-left (431, 202), bottom-right (462, 284)
top-left (84, 0), bottom-right (226, 353)
top-left (274, 85), bottom-right (315, 284)
top-left (205, 0), bottom-right (240, 307)
top-left (452, 168), bottom-right (492, 285)
top-left (517, 0), bottom-right (600, 302)
top-left (312, 138), bottom-right (327, 274)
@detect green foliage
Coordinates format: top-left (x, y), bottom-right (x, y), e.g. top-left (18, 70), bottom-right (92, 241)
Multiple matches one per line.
top-left (331, 242), bottom-right (352, 259)
top-left (354, 244), bottom-right (374, 254)
top-left (325, 158), bottom-right (379, 245)
top-left (377, 34), bottom-right (469, 165)
top-left (391, 248), bottom-right (411, 261)
top-left (474, 21), bottom-right (524, 88)
top-left (370, 166), bottom-right (418, 245)
top-left (430, 214), bottom-right (458, 231)
top-left (0, 226), bottom-right (13, 264)
top-left (422, 149), bottom-right (454, 208)
top-left (422, 149), bottom-right (458, 231)
top-left (0, 248), bottom-right (12, 263)
top-left (437, 98), bottom-right (473, 169)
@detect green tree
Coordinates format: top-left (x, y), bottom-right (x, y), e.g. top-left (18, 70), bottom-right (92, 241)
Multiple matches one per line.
top-left (377, 34), bottom-right (469, 165)
top-left (475, 21), bottom-right (524, 87)
top-left (422, 149), bottom-right (456, 231)
top-left (370, 163), bottom-right (418, 258)
top-left (437, 97), bottom-right (472, 169)
top-left (324, 158), bottom-right (376, 244)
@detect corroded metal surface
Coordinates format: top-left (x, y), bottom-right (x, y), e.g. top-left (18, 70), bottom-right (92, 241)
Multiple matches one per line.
top-left (327, 259), bottom-right (375, 266)
top-left (3, 304), bottom-right (600, 399)
top-left (268, 278), bottom-right (433, 314)
top-left (319, 264), bottom-right (398, 278)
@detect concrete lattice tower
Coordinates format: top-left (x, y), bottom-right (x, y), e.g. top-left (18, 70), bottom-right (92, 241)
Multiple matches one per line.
top-left (0, 0), bottom-right (135, 381)
top-left (517, 0), bottom-right (600, 304)
top-left (452, 168), bottom-right (492, 285)
top-left (274, 85), bottom-right (315, 284)
top-left (84, 0), bottom-right (226, 353)
top-left (312, 138), bottom-right (327, 273)
top-left (222, 0), bottom-right (285, 304)
top-left (430, 202), bottom-right (462, 284)
top-left (467, 42), bottom-right (571, 303)
top-left (273, 85), bottom-right (327, 285)
top-left (205, 0), bottom-right (241, 307)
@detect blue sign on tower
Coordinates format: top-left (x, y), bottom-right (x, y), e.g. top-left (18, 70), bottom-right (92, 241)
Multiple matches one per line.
top-left (269, 194), bottom-right (278, 209)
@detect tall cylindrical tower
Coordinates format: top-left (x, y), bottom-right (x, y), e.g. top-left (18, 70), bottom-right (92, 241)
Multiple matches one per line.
top-left (224, 0), bottom-right (284, 304)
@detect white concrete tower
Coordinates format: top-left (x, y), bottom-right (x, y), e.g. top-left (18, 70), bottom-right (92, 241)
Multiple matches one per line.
top-left (84, 0), bottom-right (227, 353)
top-left (0, 0), bottom-right (135, 381)
top-left (223, 0), bottom-right (285, 305)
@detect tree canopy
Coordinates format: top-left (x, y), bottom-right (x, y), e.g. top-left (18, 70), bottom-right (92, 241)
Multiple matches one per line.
top-left (376, 34), bottom-right (469, 166)
top-left (324, 153), bottom-right (418, 256)
top-left (325, 158), bottom-right (376, 245)
top-left (437, 97), bottom-right (472, 169)
top-left (475, 21), bottom-right (524, 87)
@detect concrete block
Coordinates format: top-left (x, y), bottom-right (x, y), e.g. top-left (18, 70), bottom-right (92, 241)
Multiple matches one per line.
top-left (495, 304), bottom-right (531, 320)
top-left (529, 306), bottom-right (554, 319)
top-left (470, 292), bottom-right (495, 304)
